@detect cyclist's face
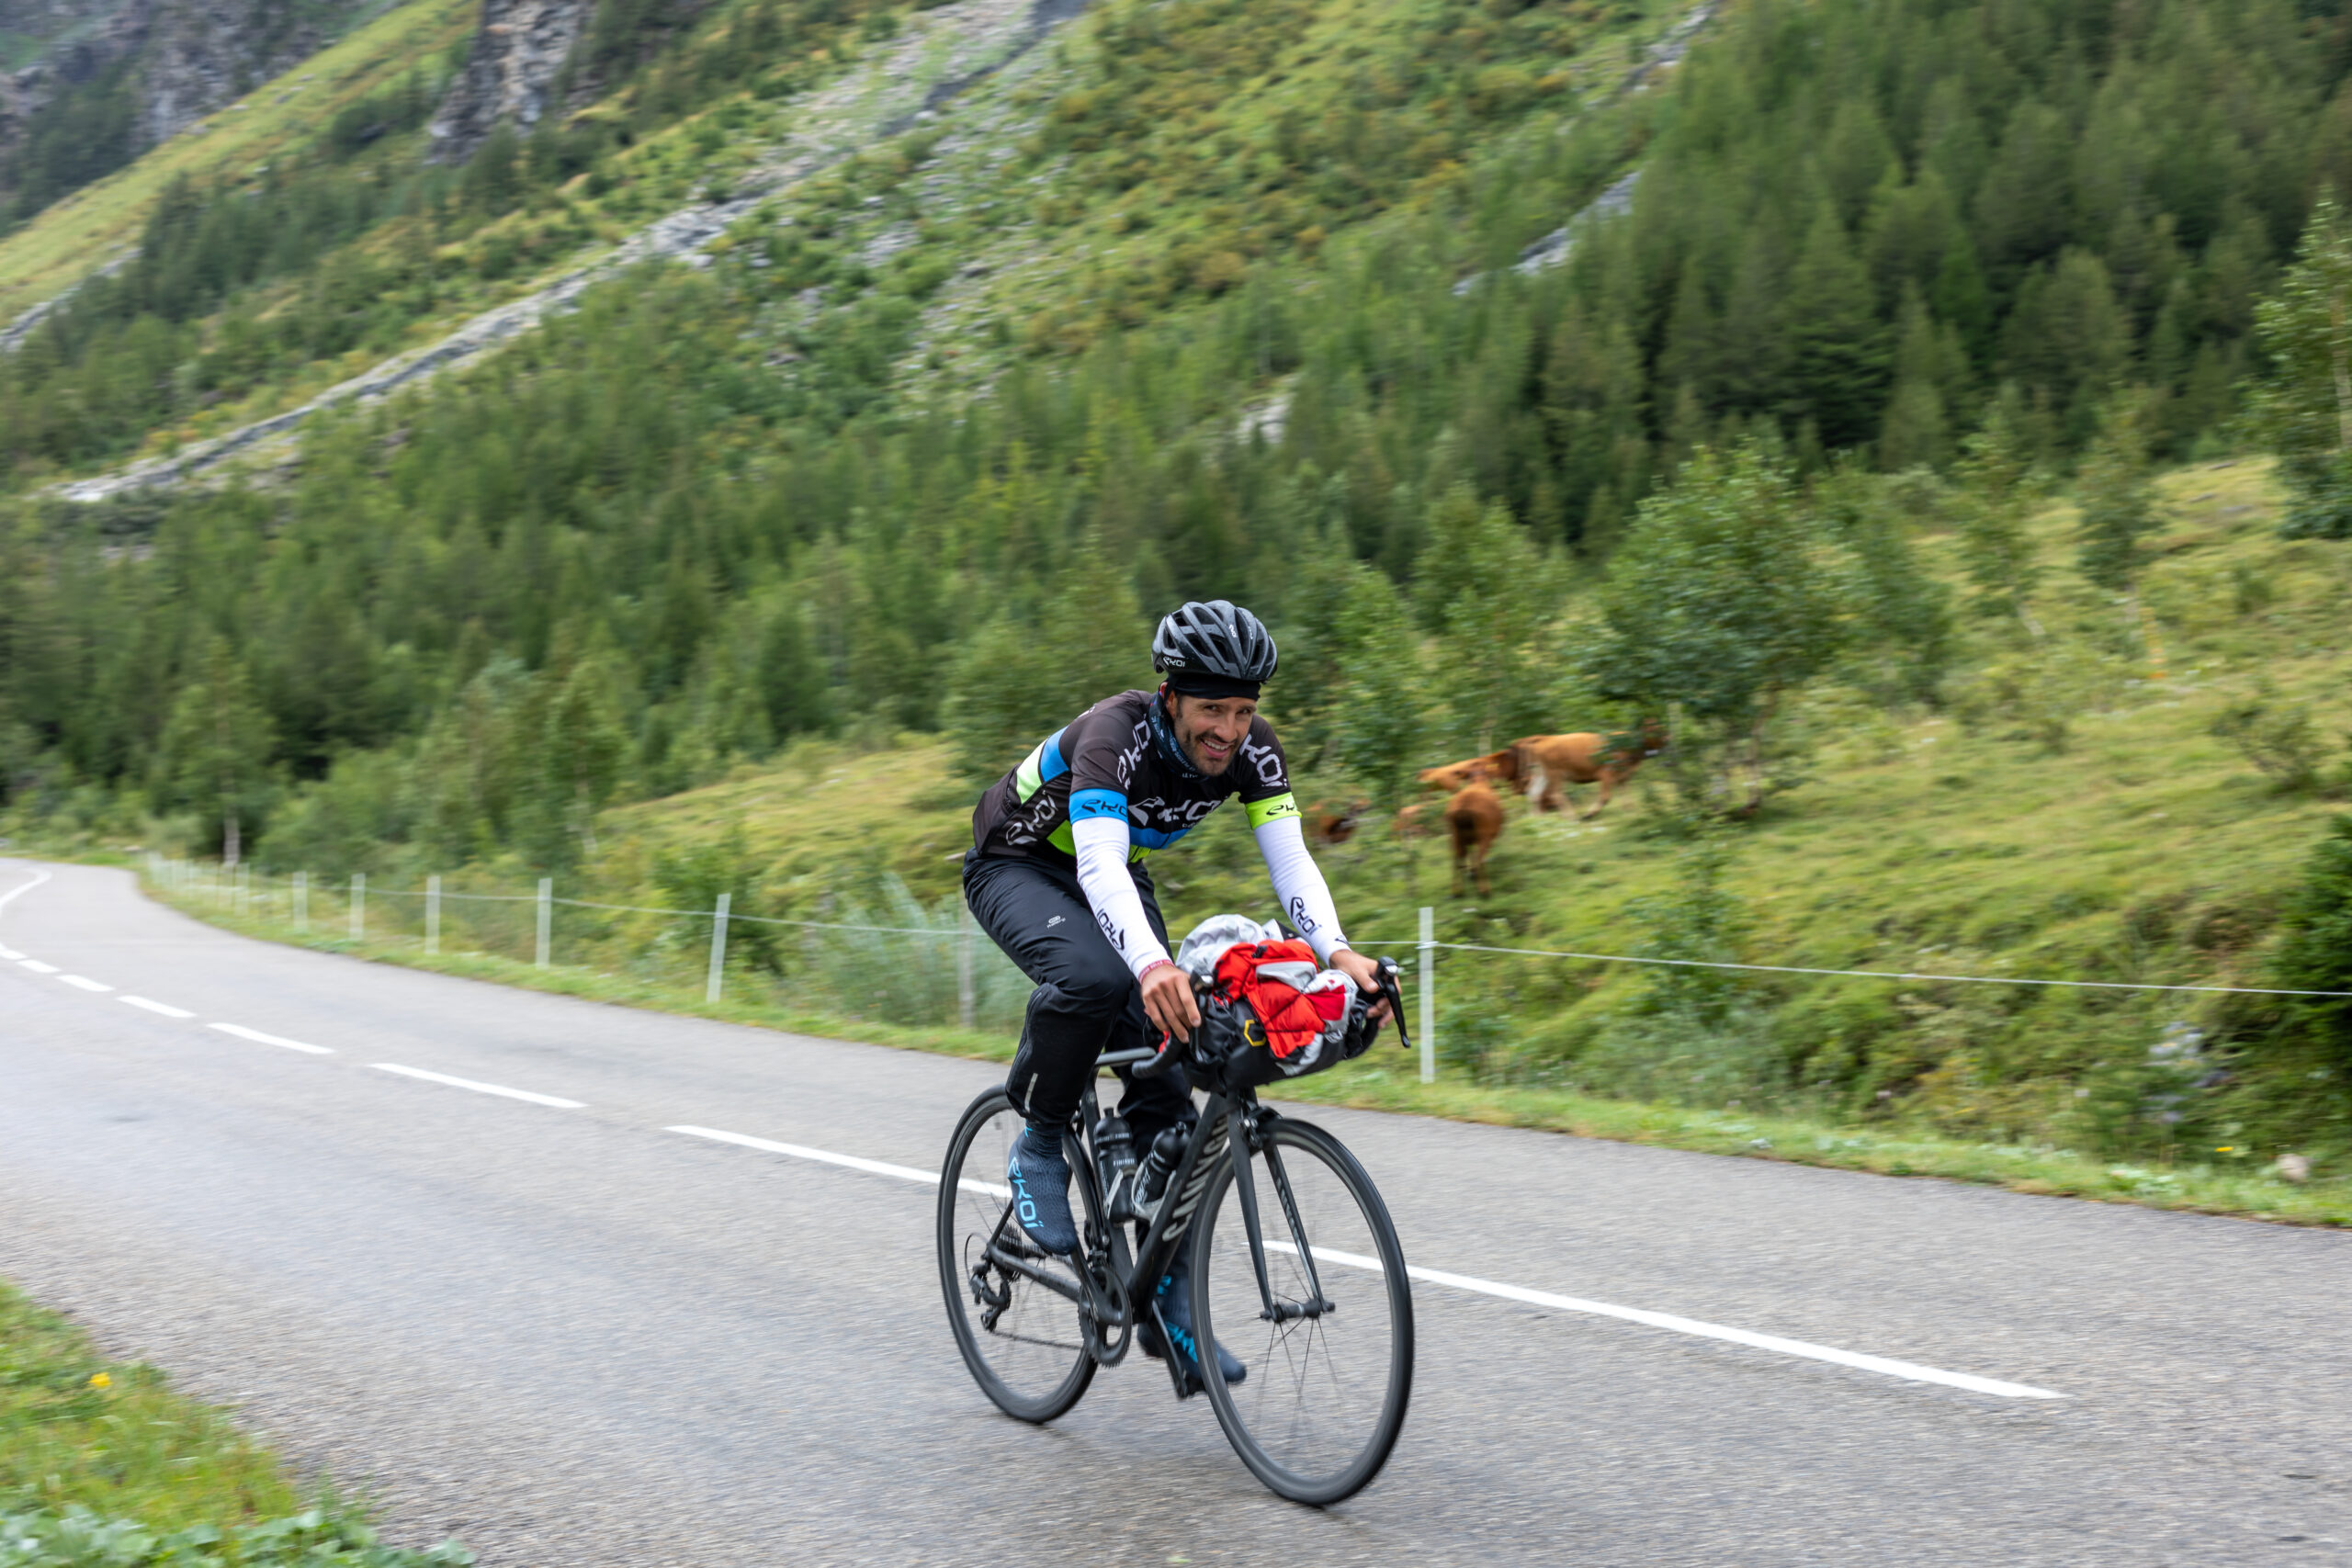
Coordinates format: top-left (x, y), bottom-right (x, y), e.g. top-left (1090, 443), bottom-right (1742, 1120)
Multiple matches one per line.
top-left (1170, 694), bottom-right (1258, 774)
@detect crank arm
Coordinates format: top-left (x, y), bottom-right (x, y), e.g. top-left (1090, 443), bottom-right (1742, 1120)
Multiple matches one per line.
top-left (983, 1242), bottom-right (1089, 1307)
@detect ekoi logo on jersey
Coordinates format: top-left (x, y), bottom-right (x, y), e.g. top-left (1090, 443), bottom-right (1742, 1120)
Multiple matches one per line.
top-left (1129, 795), bottom-right (1221, 832)
top-left (1242, 738), bottom-right (1283, 788)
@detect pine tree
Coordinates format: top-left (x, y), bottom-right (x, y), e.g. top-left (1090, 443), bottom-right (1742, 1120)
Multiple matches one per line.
top-left (153, 640), bottom-right (277, 866)
top-left (2249, 193), bottom-right (2352, 538)
top-left (1782, 202), bottom-right (1889, 453)
top-left (1951, 397), bottom-right (2042, 632)
top-left (2075, 391), bottom-right (2154, 595)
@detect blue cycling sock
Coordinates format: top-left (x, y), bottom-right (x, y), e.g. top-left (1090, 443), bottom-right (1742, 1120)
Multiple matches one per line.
top-left (1023, 1122), bottom-right (1063, 1158)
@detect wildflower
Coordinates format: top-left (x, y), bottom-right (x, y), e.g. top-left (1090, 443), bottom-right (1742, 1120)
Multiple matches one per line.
top-left (88, 1372), bottom-right (110, 1389)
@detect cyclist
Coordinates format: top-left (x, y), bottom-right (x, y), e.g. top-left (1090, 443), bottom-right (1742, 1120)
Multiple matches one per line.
top-left (964, 599), bottom-right (1390, 1390)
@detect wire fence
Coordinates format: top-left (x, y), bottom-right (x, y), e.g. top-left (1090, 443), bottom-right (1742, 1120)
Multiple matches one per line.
top-left (142, 854), bottom-right (2344, 1089)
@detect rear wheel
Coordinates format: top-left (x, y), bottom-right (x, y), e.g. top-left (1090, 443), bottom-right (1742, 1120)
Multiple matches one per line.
top-left (937, 1087), bottom-right (1095, 1422)
top-left (1193, 1116), bottom-right (1414, 1504)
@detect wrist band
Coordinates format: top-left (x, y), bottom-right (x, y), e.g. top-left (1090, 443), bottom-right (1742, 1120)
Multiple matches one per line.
top-left (1138, 958), bottom-right (1176, 980)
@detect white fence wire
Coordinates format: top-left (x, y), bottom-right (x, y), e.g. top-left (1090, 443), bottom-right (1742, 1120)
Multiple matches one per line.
top-left (144, 854), bottom-right (2349, 1089)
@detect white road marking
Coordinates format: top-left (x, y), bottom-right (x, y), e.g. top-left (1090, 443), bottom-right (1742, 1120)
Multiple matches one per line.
top-left (18, 959), bottom-right (59, 974)
top-left (373, 1063), bottom-right (583, 1109)
top-left (0, 868), bottom-right (50, 911)
top-left (59, 975), bottom-right (113, 992)
top-left (1261, 1240), bottom-right (2064, 1400)
top-left (122, 996), bottom-right (197, 1019)
top-left (668, 1125), bottom-right (954, 1189)
top-left (0, 945), bottom-right (20, 959)
top-left (674, 1122), bottom-right (2064, 1401)
top-left (210, 1022), bottom-right (333, 1055)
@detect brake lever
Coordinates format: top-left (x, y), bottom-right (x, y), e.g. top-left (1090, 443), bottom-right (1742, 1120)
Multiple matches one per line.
top-left (1134, 976), bottom-right (1211, 1078)
top-left (1373, 956), bottom-right (1409, 1052)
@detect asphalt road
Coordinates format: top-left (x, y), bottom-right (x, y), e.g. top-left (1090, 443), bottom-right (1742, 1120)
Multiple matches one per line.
top-left (3, 858), bottom-right (2347, 1565)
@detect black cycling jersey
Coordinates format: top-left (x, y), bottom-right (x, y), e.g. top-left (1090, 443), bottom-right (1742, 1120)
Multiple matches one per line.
top-left (970, 689), bottom-right (1299, 864)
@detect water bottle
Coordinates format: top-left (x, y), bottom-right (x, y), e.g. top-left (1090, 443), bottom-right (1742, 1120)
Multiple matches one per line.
top-left (1092, 1112), bottom-right (1136, 1215)
top-left (1133, 1123), bottom-right (1189, 1213)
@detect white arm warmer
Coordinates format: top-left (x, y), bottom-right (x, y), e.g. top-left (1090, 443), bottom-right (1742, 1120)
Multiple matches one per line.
top-left (1254, 817), bottom-right (1350, 964)
top-left (1070, 814), bottom-right (1173, 978)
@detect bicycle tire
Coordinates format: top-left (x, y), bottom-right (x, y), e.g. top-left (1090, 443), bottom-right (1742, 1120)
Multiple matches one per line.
top-left (937, 1086), bottom-right (1096, 1423)
top-left (1192, 1117), bottom-right (1414, 1505)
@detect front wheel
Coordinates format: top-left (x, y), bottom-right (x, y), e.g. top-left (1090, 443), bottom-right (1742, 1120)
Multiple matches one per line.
top-left (937, 1087), bottom-right (1095, 1422)
top-left (1192, 1116), bottom-right (1414, 1505)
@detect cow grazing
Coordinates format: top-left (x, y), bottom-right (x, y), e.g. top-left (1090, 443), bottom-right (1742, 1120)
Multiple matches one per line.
top-left (1510, 720), bottom-right (1666, 819)
top-left (1417, 750), bottom-right (1514, 795)
top-left (1443, 768), bottom-right (1505, 897)
top-left (1392, 801), bottom-right (1437, 840)
top-left (1305, 796), bottom-right (1371, 846)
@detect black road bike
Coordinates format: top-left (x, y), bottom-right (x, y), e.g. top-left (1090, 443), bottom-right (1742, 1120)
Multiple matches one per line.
top-left (936, 962), bottom-right (1415, 1505)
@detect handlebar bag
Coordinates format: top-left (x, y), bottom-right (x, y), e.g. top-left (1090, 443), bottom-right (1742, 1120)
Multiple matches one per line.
top-left (1195, 939), bottom-right (1360, 1088)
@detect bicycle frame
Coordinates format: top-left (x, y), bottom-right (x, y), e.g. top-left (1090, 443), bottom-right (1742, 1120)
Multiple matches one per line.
top-left (975, 1046), bottom-right (1330, 1399)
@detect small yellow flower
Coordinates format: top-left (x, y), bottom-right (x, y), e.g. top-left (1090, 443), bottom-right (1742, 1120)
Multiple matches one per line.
top-left (88, 1372), bottom-right (111, 1389)
top-left (2217, 1146), bottom-right (2234, 1154)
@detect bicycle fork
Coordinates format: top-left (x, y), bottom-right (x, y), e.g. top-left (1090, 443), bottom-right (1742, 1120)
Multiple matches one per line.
top-left (1229, 1104), bottom-right (1332, 1325)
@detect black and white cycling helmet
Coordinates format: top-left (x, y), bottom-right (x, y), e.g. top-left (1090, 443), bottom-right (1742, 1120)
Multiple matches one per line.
top-left (1153, 600), bottom-right (1278, 696)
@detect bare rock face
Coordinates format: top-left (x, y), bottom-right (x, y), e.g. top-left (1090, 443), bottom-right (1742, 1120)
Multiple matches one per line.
top-left (0, 0), bottom-right (376, 184)
top-left (426, 0), bottom-right (592, 163)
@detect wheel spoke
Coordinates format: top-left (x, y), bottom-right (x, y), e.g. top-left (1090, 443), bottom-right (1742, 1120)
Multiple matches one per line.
top-left (938, 1089), bottom-right (1094, 1423)
top-left (1195, 1120), bottom-right (1413, 1504)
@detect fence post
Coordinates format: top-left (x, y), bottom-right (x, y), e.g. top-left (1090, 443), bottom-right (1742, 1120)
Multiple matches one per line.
top-left (707, 891), bottom-right (731, 1003)
top-left (957, 902), bottom-right (975, 1030)
top-left (294, 871), bottom-right (309, 932)
top-left (536, 878), bottom-right (552, 968)
top-left (1418, 905), bottom-right (1436, 1085)
top-left (350, 874), bottom-right (366, 942)
top-left (237, 863), bottom-right (250, 919)
top-left (425, 874), bottom-right (441, 955)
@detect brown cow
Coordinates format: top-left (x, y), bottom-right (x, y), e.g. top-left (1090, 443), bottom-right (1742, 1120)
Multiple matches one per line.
top-left (1392, 800), bottom-right (1438, 840)
top-left (1305, 796), bottom-right (1371, 847)
top-left (1510, 720), bottom-right (1667, 819)
top-left (1443, 768), bottom-right (1505, 897)
top-left (1417, 750), bottom-right (1515, 795)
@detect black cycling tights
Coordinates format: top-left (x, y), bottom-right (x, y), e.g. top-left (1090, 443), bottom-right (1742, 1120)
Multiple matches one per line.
top-left (962, 852), bottom-right (1194, 1150)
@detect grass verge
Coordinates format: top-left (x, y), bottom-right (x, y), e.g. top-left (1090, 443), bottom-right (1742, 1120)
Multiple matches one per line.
top-left (132, 873), bottom-right (2352, 1230)
top-left (0, 1279), bottom-right (470, 1564)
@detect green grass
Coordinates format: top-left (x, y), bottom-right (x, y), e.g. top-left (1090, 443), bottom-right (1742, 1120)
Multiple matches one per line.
top-left (0, 1184), bottom-right (475, 1564)
top-left (0, 1281), bottom-right (296, 1527)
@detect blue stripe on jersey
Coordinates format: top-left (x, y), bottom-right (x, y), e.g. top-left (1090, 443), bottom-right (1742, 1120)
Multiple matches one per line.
top-left (1129, 823), bottom-right (1192, 852)
top-left (1069, 787), bottom-right (1128, 822)
top-left (1039, 728), bottom-right (1069, 783)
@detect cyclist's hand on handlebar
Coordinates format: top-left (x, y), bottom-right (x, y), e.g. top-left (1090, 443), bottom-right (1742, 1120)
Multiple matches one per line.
top-left (1329, 949), bottom-right (1394, 1023)
top-left (1140, 960), bottom-right (1200, 1043)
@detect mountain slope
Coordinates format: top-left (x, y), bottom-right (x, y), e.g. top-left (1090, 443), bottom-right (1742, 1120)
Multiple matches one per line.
top-left (4, 0), bottom-right (2351, 1165)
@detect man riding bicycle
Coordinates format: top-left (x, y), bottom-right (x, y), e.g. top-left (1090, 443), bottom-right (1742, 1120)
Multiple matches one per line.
top-left (963, 600), bottom-right (1389, 1391)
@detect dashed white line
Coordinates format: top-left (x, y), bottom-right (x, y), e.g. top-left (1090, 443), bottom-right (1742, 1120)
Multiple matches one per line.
top-left (18, 958), bottom-right (59, 974)
top-left (673, 1122), bottom-right (2065, 1401)
top-left (59, 975), bottom-right (113, 992)
top-left (121, 996), bottom-right (197, 1019)
top-left (668, 1125), bottom-right (945, 1186)
top-left (373, 1063), bottom-right (583, 1109)
top-left (210, 1021), bottom-right (333, 1055)
top-left (0, 944), bottom-right (21, 960)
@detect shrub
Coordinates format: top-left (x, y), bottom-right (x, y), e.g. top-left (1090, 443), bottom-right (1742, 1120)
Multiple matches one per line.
top-left (2210, 681), bottom-right (2324, 792)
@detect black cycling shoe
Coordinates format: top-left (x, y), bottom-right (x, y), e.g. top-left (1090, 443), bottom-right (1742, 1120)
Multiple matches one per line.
top-left (1004, 1129), bottom-right (1078, 1256)
top-left (1140, 1255), bottom-right (1245, 1387)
